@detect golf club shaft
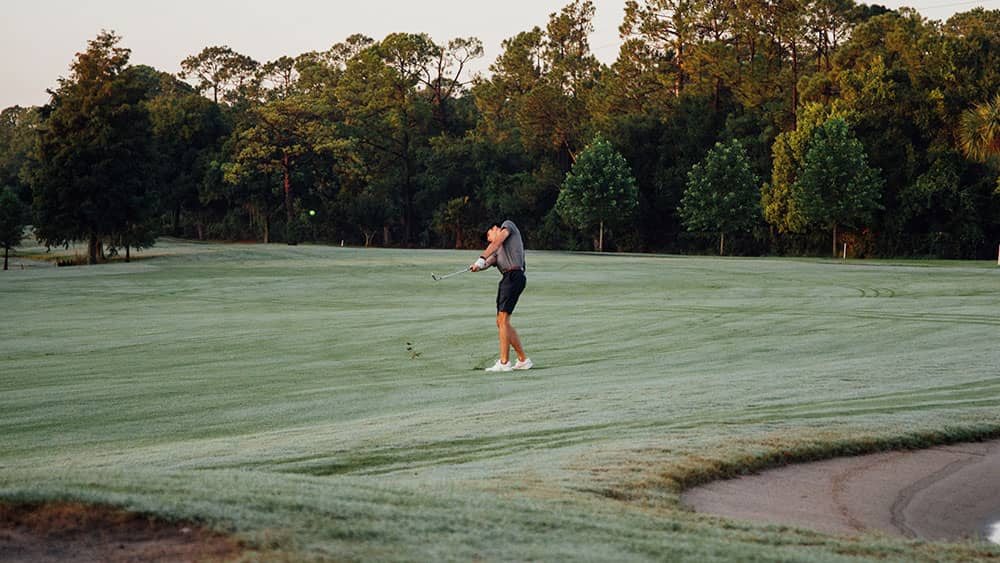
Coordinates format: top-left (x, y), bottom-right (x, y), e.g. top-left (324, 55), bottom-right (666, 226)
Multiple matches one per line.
top-left (434, 267), bottom-right (470, 280)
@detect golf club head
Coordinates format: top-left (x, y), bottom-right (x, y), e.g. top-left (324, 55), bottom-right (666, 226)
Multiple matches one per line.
top-left (431, 273), bottom-right (442, 281)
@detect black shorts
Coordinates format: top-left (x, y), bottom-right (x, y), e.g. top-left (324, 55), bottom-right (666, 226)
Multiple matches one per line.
top-left (496, 270), bottom-right (526, 314)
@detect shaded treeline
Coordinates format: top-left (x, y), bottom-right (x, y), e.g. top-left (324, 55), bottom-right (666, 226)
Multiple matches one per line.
top-left (1, 1), bottom-right (998, 262)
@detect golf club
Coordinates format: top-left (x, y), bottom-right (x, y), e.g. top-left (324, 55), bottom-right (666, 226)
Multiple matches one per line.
top-left (431, 267), bottom-right (470, 281)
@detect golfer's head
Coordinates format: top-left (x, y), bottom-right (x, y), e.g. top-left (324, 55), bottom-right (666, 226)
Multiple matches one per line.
top-left (487, 223), bottom-right (503, 242)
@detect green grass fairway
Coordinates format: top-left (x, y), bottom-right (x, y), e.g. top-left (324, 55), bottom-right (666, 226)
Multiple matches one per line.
top-left (2, 240), bottom-right (999, 561)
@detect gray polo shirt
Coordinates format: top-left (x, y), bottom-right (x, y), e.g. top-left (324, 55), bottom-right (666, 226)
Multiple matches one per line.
top-left (494, 220), bottom-right (525, 273)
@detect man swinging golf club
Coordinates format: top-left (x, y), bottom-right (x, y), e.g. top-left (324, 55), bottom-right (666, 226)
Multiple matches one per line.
top-left (471, 220), bottom-right (533, 372)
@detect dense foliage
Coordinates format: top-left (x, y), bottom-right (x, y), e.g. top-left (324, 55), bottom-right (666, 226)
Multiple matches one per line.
top-left (557, 135), bottom-right (638, 251)
top-left (680, 139), bottom-right (760, 255)
top-left (2, 2), bottom-right (999, 259)
top-left (23, 32), bottom-right (157, 263)
top-left (0, 187), bottom-right (25, 269)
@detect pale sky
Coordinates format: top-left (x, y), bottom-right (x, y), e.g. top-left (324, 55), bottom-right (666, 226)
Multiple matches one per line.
top-left (1, 0), bottom-right (995, 109)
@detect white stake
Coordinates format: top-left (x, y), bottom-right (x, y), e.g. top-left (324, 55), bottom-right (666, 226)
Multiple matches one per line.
top-left (843, 242), bottom-right (847, 261)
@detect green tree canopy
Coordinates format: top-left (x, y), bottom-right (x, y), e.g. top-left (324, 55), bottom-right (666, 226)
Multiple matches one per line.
top-left (27, 30), bottom-right (157, 264)
top-left (335, 33), bottom-right (438, 245)
top-left (795, 116), bottom-right (884, 255)
top-left (556, 134), bottom-right (638, 251)
top-left (179, 45), bottom-right (260, 104)
top-left (226, 94), bottom-right (326, 244)
top-left (762, 104), bottom-right (832, 236)
top-left (0, 187), bottom-right (25, 270)
top-left (146, 76), bottom-right (228, 237)
top-left (679, 139), bottom-right (761, 255)
top-left (0, 106), bottom-right (38, 204)
top-left (7, 5), bottom-right (999, 258)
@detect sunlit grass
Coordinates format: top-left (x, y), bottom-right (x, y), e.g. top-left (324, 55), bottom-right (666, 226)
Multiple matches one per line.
top-left (2, 240), bottom-right (999, 561)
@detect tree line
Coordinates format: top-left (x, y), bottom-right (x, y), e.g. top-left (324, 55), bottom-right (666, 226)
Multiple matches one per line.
top-left (1, 0), bottom-right (999, 266)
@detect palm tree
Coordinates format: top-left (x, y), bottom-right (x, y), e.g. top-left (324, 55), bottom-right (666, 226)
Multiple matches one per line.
top-left (959, 94), bottom-right (1000, 166)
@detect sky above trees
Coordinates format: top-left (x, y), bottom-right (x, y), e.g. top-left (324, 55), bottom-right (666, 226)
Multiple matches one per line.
top-left (1, 0), bottom-right (991, 109)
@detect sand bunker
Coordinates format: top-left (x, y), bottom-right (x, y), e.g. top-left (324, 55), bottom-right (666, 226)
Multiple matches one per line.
top-left (682, 439), bottom-right (1000, 543)
top-left (0, 502), bottom-right (243, 562)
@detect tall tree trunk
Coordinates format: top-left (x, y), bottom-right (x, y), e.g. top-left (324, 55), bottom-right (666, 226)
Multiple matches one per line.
top-left (719, 232), bottom-right (725, 256)
top-left (675, 42), bottom-right (685, 97)
top-left (283, 151), bottom-right (294, 245)
top-left (3, 246), bottom-right (8, 270)
top-left (433, 84), bottom-right (448, 131)
top-left (125, 245), bottom-right (131, 263)
top-left (790, 41), bottom-right (799, 126)
top-left (88, 234), bottom-right (99, 265)
top-left (832, 224), bottom-right (838, 258)
top-left (403, 131), bottom-right (414, 246)
top-left (713, 77), bottom-right (721, 113)
top-left (599, 220), bottom-right (604, 252)
top-left (173, 203), bottom-right (182, 236)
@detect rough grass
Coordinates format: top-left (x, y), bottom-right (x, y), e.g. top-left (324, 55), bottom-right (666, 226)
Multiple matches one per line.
top-left (2, 240), bottom-right (999, 561)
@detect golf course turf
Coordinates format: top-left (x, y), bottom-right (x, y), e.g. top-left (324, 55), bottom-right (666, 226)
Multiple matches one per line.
top-left (2, 239), bottom-right (999, 561)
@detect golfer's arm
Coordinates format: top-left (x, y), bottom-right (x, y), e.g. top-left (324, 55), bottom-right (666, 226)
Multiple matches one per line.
top-left (480, 228), bottom-right (509, 260)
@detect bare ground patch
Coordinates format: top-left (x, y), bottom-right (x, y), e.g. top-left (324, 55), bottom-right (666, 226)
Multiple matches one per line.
top-left (0, 502), bottom-right (244, 563)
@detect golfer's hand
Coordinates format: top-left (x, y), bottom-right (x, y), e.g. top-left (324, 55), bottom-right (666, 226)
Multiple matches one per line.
top-left (471, 257), bottom-right (487, 272)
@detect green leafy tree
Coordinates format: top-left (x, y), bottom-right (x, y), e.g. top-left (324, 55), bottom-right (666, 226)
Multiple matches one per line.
top-left (806, 8), bottom-right (1000, 256)
top-left (421, 130), bottom-right (489, 248)
top-left (222, 160), bottom-right (280, 243)
top-left (519, 0), bottom-right (599, 166)
top-left (420, 37), bottom-right (483, 131)
top-left (224, 51), bottom-right (343, 244)
top-left (469, 3), bottom-right (601, 242)
top-left (472, 28), bottom-right (545, 146)
top-left (225, 96), bottom-right (323, 243)
top-left (432, 196), bottom-right (478, 249)
top-left (0, 106), bottom-right (39, 205)
top-left (621, 0), bottom-right (699, 97)
top-left (179, 46), bottom-right (260, 104)
top-left (796, 116), bottom-right (883, 256)
top-left (258, 56), bottom-right (299, 101)
top-left (556, 135), bottom-right (638, 251)
top-left (0, 187), bottom-right (25, 270)
top-left (349, 187), bottom-right (393, 247)
top-left (898, 152), bottom-right (983, 256)
top-left (593, 39), bottom-right (673, 122)
top-left (680, 139), bottom-right (761, 255)
top-left (336, 33), bottom-right (438, 245)
top-left (470, 29), bottom-right (547, 227)
top-left (146, 77), bottom-right (228, 237)
top-left (762, 103), bottom-right (836, 236)
top-left (27, 31), bottom-right (156, 264)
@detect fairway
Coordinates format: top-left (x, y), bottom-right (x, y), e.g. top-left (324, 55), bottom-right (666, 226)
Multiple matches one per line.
top-left (2, 241), bottom-right (999, 561)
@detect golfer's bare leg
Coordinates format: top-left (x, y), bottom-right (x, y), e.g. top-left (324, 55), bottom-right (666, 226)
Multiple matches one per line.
top-left (508, 325), bottom-right (526, 362)
top-left (496, 312), bottom-right (526, 364)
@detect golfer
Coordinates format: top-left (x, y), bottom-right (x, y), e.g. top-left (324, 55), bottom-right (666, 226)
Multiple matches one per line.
top-left (471, 220), bottom-right (532, 372)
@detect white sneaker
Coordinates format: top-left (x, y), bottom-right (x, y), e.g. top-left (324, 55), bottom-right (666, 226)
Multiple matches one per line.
top-left (513, 358), bottom-right (533, 370)
top-left (485, 359), bottom-right (513, 372)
